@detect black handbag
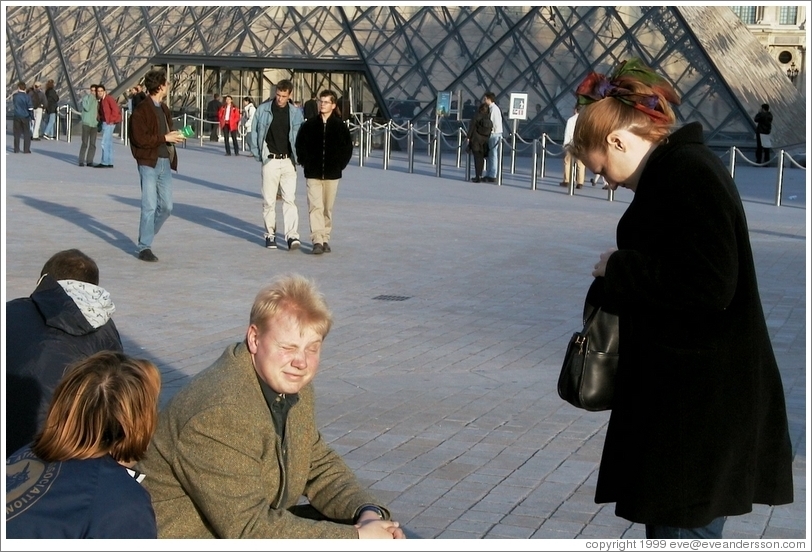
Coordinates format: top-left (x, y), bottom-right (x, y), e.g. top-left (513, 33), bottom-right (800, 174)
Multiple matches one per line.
top-left (557, 278), bottom-right (619, 411)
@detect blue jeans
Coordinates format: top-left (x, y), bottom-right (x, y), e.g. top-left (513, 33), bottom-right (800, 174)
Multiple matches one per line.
top-left (137, 158), bottom-right (173, 251)
top-left (100, 122), bottom-right (115, 165)
top-left (485, 132), bottom-right (501, 178)
top-left (43, 113), bottom-right (56, 137)
top-left (646, 517), bottom-right (726, 539)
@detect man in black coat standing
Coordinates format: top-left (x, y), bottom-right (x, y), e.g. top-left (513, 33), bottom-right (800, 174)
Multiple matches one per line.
top-left (5, 249), bottom-right (123, 455)
top-left (754, 103), bottom-right (773, 165)
top-left (206, 93), bottom-right (222, 142)
top-left (295, 90), bottom-right (354, 255)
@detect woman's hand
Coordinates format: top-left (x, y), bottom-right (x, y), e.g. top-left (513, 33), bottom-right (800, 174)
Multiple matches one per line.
top-left (592, 247), bottom-right (618, 278)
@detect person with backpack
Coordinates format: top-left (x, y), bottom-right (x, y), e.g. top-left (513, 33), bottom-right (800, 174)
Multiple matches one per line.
top-left (466, 103), bottom-right (492, 183)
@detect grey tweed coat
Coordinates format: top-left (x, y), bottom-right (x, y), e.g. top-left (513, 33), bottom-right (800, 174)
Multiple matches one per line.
top-left (138, 342), bottom-right (388, 538)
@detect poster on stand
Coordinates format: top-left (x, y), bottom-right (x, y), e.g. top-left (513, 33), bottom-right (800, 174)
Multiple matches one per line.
top-left (436, 91), bottom-right (452, 117)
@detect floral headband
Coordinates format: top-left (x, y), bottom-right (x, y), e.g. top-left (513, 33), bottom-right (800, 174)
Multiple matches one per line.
top-left (575, 58), bottom-right (681, 123)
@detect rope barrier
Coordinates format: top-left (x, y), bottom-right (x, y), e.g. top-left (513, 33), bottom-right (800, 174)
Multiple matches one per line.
top-left (734, 147), bottom-right (776, 168)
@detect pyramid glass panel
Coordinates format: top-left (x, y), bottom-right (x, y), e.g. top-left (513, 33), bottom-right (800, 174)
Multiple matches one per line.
top-left (5, 5), bottom-right (804, 147)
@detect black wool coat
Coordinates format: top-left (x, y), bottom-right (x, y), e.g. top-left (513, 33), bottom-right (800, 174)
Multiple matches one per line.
top-left (596, 122), bottom-right (794, 527)
top-left (466, 111), bottom-right (491, 153)
top-left (295, 113), bottom-right (353, 180)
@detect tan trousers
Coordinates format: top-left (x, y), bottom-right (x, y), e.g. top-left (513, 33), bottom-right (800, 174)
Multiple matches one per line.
top-left (563, 152), bottom-right (585, 185)
top-left (306, 178), bottom-right (339, 244)
top-left (260, 158), bottom-right (299, 241)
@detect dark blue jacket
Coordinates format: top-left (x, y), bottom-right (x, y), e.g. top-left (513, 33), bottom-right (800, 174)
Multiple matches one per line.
top-left (12, 90), bottom-right (33, 119)
top-left (5, 275), bottom-right (123, 455)
top-left (6, 446), bottom-right (157, 538)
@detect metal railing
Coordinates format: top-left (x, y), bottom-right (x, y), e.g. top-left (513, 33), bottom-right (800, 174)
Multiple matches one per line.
top-left (345, 120), bottom-right (804, 205)
top-left (42, 107), bottom-right (804, 206)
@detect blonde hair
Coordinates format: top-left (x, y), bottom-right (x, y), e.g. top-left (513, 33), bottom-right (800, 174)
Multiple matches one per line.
top-left (249, 274), bottom-right (333, 338)
top-left (32, 351), bottom-right (161, 464)
top-left (568, 79), bottom-right (676, 161)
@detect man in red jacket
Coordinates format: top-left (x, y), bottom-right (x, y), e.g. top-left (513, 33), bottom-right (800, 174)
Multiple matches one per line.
top-left (129, 69), bottom-right (186, 262)
top-left (95, 84), bottom-right (122, 168)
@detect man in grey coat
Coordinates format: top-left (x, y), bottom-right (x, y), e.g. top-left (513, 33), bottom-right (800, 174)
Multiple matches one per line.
top-left (138, 275), bottom-right (407, 539)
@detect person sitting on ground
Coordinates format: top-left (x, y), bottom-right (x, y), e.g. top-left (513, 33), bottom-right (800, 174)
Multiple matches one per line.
top-left (6, 248), bottom-right (123, 456)
top-left (137, 274), bottom-right (407, 539)
top-left (6, 351), bottom-right (162, 538)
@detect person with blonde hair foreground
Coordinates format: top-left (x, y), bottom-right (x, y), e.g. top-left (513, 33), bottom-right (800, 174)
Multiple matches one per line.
top-left (6, 351), bottom-right (161, 538)
top-left (137, 274), bottom-right (406, 538)
top-left (568, 58), bottom-right (793, 539)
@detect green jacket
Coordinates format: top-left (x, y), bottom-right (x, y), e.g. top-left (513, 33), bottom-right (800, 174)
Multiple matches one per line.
top-left (81, 93), bottom-right (98, 127)
top-left (138, 342), bottom-right (388, 538)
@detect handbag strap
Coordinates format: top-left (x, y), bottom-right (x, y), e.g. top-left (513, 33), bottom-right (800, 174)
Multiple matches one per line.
top-left (581, 305), bottom-right (601, 333)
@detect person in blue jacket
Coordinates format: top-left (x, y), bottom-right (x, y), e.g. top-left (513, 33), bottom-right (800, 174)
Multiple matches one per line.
top-left (6, 351), bottom-right (162, 538)
top-left (249, 79), bottom-right (305, 251)
top-left (12, 80), bottom-right (33, 153)
top-left (6, 248), bottom-right (123, 455)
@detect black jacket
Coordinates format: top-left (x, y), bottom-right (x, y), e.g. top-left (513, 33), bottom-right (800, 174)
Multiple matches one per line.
top-left (45, 88), bottom-right (59, 114)
top-left (755, 110), bottom-right (773, 135)
top-left (467, 111), bottom-right (491, 153)
top-left (596, 122), bottom-right (793, 526)
top-left (5, 275), bottom-right (123, 455)
top-left (295, 113), bottom-right (353, 180)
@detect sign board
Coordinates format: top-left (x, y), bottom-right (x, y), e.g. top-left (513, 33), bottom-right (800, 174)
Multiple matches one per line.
top-left (509, 92), bottom-right (528, 120)
top-left (436, 91), bottom-right (452, 118)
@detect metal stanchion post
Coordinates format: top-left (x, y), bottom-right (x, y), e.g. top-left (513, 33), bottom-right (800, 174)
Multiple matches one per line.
top-left (408, 123), bottom-right (415, 174)
top-left (540, 133), bottom-right (547, 178)
top-left (67, 107), bottom-right (73, 143)
top-left (775, 150), bottom-right (785, 207)
top-left (496, 138), bottom-right (503, 186)
top-left (456, 127), bottom-right (463, 168)
top-left (729, 146), bottom-right (736, 179)
top-left (383, 121), bottom-right (390, 170)
top-left (531, 139), bottom-right (538, 190)
top-left (510, 119), bottom-right (517, 174)
top-left (435, 126), bottom-right (442, 178)
top-left (182, 114), bottom-right (188, 149)
top-left (427, 122), bottom-right (433, 157)
top-left (123, 111), bottom-right (129, 146)
top-left (358, 116), bottom-right (365, 168)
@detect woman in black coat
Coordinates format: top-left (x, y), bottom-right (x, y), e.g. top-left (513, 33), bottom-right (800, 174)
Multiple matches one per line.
top-left (466, 103), bottom-right (491, 182)
top-left (567, 59), bottom-right (793, 539)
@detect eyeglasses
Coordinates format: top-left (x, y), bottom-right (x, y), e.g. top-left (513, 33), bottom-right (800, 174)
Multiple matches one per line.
top-left (318, 100), bottom-right (334, 104)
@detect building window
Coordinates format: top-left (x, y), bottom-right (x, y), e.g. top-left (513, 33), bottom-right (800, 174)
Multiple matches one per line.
top-left (731, 6), bottom-right (756, 24)
top-left (779, 7), bottom-right (798, 25)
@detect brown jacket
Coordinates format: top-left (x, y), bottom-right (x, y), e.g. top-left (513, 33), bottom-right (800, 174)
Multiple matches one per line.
top-left (137, 342), bottom-right (387, 538)
top-left (129, 98), bottom-right (178, 171)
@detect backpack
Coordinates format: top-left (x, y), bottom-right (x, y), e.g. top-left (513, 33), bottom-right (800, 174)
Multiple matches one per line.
top-left (475, 115), bottom-right (493, 137)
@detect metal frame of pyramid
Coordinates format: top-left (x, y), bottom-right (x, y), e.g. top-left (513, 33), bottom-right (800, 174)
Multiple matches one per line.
top-left (5, 5), bottom-right (805, 147)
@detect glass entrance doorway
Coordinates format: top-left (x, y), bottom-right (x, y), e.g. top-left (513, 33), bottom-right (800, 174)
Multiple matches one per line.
top-left (156, 60), bottom-right (379, 138)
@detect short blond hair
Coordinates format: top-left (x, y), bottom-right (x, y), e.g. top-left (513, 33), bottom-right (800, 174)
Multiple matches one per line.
top-left (249, 274), bottom-right (333, 338)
